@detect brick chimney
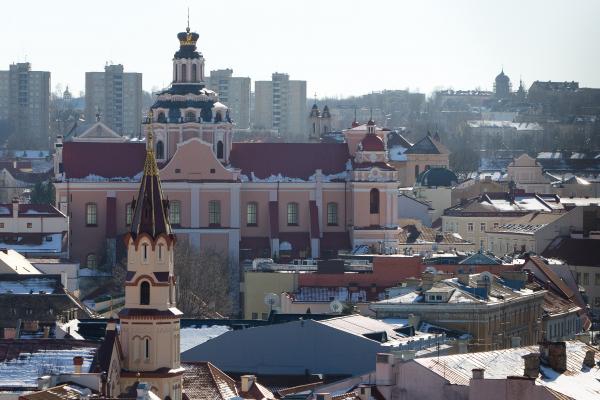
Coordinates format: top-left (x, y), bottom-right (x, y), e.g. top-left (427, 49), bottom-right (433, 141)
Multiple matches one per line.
top-left (539, 342), bottom-right (567, 373)
top-left (522, 353), bottom-right (540, 378)
top-left (240, 375), bottom-right (255, 392)
top-left (472, 368), bottom-right (485, 380)
top-left (73, 356), bottom-right (84, 374)
top-left (583, 350), bottom-right (596, 368)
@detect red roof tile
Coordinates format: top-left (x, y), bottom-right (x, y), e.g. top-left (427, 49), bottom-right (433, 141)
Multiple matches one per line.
top-left (230, 143), bottom-right (349, 180)
top-left (62, 142), bottom-right (146, 179)
top-left (360, 133), bottom-right (385, 151)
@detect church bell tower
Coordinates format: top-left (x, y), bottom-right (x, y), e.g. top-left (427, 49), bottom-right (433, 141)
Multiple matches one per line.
top-left (119, 111), bottom-right (183, 400)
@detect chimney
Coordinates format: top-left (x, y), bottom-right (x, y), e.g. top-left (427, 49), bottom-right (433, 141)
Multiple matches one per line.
top-left (540, 342), bottom-right (567, 372)
top-left (583, 350), bottom-right (596, 368)
top-left (472, 368), bottom-right (485, 380)
top-left (357, 384), bottom-right (372, 400)
top-left (73, 356), bottom-right (84, 374)
top-left (375, 353), bottom-right (394, 386)
top-left (315, 394), bottom-right (332, 400)
top-left (522, 353), bottom-right (540, 378)
top-left (12, 197), bottom-right (19, 218)
top-left (240, 375), bottom-right (255, 392)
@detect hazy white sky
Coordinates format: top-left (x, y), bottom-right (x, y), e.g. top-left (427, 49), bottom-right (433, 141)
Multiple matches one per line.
top-left (2, 0), bottom-right (599, 98)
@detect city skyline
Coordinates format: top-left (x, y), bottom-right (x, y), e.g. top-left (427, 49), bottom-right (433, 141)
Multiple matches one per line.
top-left (2, 0), bottom-right (600, 98)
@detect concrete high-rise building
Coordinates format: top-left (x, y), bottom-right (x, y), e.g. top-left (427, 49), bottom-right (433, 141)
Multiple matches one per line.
top-left (85, 64), bottom-right (142, 136)
top-left (207, 69), bottom-right (250, 129)
top-left (0, 63), bottom-right (50, 147)
top-left (254, 73), bottom-right (307, 140)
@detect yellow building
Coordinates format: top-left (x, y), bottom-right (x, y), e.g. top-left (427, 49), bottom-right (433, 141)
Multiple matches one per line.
top-left (242, 270), bottom-right (298, 320)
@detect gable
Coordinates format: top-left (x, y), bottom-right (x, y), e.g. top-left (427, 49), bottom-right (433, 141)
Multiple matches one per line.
top-left (72, 122), bottom-right (127, 142)
top-left (510, 153), bottom-right (538, 167)
top-left (405, 136), bottom-right (447, 155)
top-left (160, 138), bottom-right (238, 182)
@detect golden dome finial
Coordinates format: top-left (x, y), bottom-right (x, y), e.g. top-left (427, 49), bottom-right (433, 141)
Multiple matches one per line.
top-left (144, 110), bottom-right (159, 176)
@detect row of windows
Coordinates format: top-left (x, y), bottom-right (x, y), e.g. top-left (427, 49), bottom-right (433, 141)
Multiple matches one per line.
top-left (86, 200), bottom-right (344, 228)
top-left (576, 272), bottom-right (600, 286)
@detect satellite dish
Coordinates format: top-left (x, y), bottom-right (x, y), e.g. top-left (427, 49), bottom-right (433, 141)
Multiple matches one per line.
top-left (329, 300), bottom-right (343, 313)
top-left (264, 293), bottom-right (280, 309)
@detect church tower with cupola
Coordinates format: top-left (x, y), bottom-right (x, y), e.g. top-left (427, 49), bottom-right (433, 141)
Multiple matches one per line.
top-left (118, 112), bottom-right (183, 400)
top-left (149, 23), bottom-right (233, 165)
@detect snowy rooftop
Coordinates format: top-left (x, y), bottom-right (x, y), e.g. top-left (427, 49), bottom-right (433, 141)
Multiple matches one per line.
top-left (0, 275), bottom-right (62, 294)
top-left (180, 325), bottom-right (230, 353)
top-left (0, 344), bottom-right (97, 388)
top-left (416, 340), bottom-right (600, 400)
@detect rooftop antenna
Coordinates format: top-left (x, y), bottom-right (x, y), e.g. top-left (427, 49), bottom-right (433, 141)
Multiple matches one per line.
top-left (314, 92), bottom-right (317, 104)
top-left (186, 7), bottom-right (190, 32)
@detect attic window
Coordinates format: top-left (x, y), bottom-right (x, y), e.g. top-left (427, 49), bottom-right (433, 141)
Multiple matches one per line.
top-left (175, 168), bottom-right (181, 174)
top-left (27, 223), bottom-right (32, 228)
top-left (0, 223), bottom-right (4, 228)
top-left (210, 168), bottom-right (215, 174)
top-left (45, 236), bottom-right (52, 242)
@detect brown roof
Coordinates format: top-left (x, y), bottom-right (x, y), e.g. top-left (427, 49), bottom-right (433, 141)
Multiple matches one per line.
top-left (526, 256), bottom-right (575, 300)
top-left (0, 204), bottom-right (65, 218)
top-left (62, 141), bottom-right (146, 179)
top-left (542, 237), bottom-right (600, 267)
top-left (399, 224), bottom-right (470, 245)
top-left (19, 384), bottom-right (96, 400)
top-left (229, 143), bottom-right (349, 180)
top-left (360, 133), bottom-right (385, 151)
top-left (181, 362), bottom-right (238, 400)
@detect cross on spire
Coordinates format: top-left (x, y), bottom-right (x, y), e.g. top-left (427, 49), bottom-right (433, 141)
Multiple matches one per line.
top-left (186, 7), bottom-right (190, 33)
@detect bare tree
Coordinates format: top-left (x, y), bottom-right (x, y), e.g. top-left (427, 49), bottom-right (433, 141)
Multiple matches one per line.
top-left (174, 240), bottom-right (231, 318)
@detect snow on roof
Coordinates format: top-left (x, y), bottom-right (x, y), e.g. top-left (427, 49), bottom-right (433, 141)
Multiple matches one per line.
top-left (389, 145), bottom-right (408, 161)
top-left (0, 276), bottom-right (61, 294)
top-left (467, 120), bottom-right (543, 131)
top-left (0, 233), bottom-right (64, 254)
top-left (415, 340), bottom-right (600, 400)
top-left (0, 250), bottom-right (41, 274)
top-left (0, 346), bottom-right (97, 388)
top-left (180, 325), bottom-right (230, 353)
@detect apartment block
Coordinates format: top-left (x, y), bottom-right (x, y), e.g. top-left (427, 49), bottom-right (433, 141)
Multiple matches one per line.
top-left (207, 69), bottom-right (250, 129)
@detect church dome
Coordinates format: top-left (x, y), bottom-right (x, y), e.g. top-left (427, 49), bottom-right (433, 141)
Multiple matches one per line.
top-left (309, 103), bottom-right (320, 118)
top-left (495, 69), bottom-right (509, 83)
top-left (360, 133), bottom-right (385, 151)
top-left (417, 167), bottom-right (458, 187)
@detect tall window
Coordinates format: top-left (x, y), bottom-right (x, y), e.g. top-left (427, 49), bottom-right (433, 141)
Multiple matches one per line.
top-left (126, 203), bottom-right (133, 226)
top-left (369, 189), bottom-right (380, 214)
top-left (246, 202), bottom-right (257, 226)
top-left (140, 281), bottom-right (150, 305)
top-left (185, 111), bottom-right (196, 122)
top-left (480, 222), bottom-right (486, 232)
top-left (216, 141), bottom-right (224, 159)
top-left (157, 111), bottom-right (166, 122)
top-left (191, 64), bottom-right (197, 82)
top-left (181, 64), bottom-right (187, 82)
top-left (156, 140), bottom-right (164, 159)
top-left (287, 202), bottom-right (299, 226)
top-left (208, 200), bottom-right (221, 226)
top-left (142, 243), bottom-right (148, 262)
top-left (414, 165), bottom-right (420, 178)
top-left (169, 201), bottom-right (181, 225)
top-left (86, 253), bottom-right (97, 268)
top-left (85, 203), bottom-right (97, 226)
top-left (145, 338), bottom-right (150, 359)
top-left (327, 202), bottom-right (338, 226)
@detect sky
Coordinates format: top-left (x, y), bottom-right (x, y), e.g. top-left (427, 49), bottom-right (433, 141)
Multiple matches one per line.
top-left (2, 0), bottom-right (599, 98)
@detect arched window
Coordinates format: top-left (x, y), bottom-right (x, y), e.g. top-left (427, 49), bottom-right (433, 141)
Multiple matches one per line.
top-left (370, 188), bottom-right (380, 214)
top-left (216, 140), bottom-right (224, 159)
top-left (140, 281), bottom-right (150, 305)
top-left (157, 244), bottom-right (164, 262)
top-left (85, 203), bottom-right (97, 226)
top-left (287, 202), bottom-right (299, 226)
top-left (312, 122), bottom-right (316, 134)
top-left (215, 111), bottom-right (223, 123)
top-left (144, 338), bottom-right (150, 359)
top-left (246, 202), bottom-right (258, 226)
top-left (414, 165), bottom-right (420, 178)
top-left (181, 64), bottom-right (187, 82)
top-left (86, 253), bottom-right (97, 268)
top-left (191, 64), bottom-right (197, 82)
top-left (157, 111), bottom-right (166, 123)
top-left (185, 111), bottom-right (196, 122)
top-left (327, 202), bottom-right (338, 226)
top-left (156, 140), bottom-right (164, 159)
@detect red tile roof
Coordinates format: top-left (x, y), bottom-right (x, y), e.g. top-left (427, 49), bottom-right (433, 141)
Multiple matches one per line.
top-left (321, 232), bottom-right (351, 251)
top-left (181, 362), bottom-right (238, 400)
top-left (230, 143), bottom-right (350, 180)
top-left (360, 133), bottom-right (385, 151)
top-left (62, 141), bottom-right (146, 179)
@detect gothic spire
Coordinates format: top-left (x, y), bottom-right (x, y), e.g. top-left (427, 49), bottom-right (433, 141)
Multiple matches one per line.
top-left (129, 111), bottom-right (173, 240)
